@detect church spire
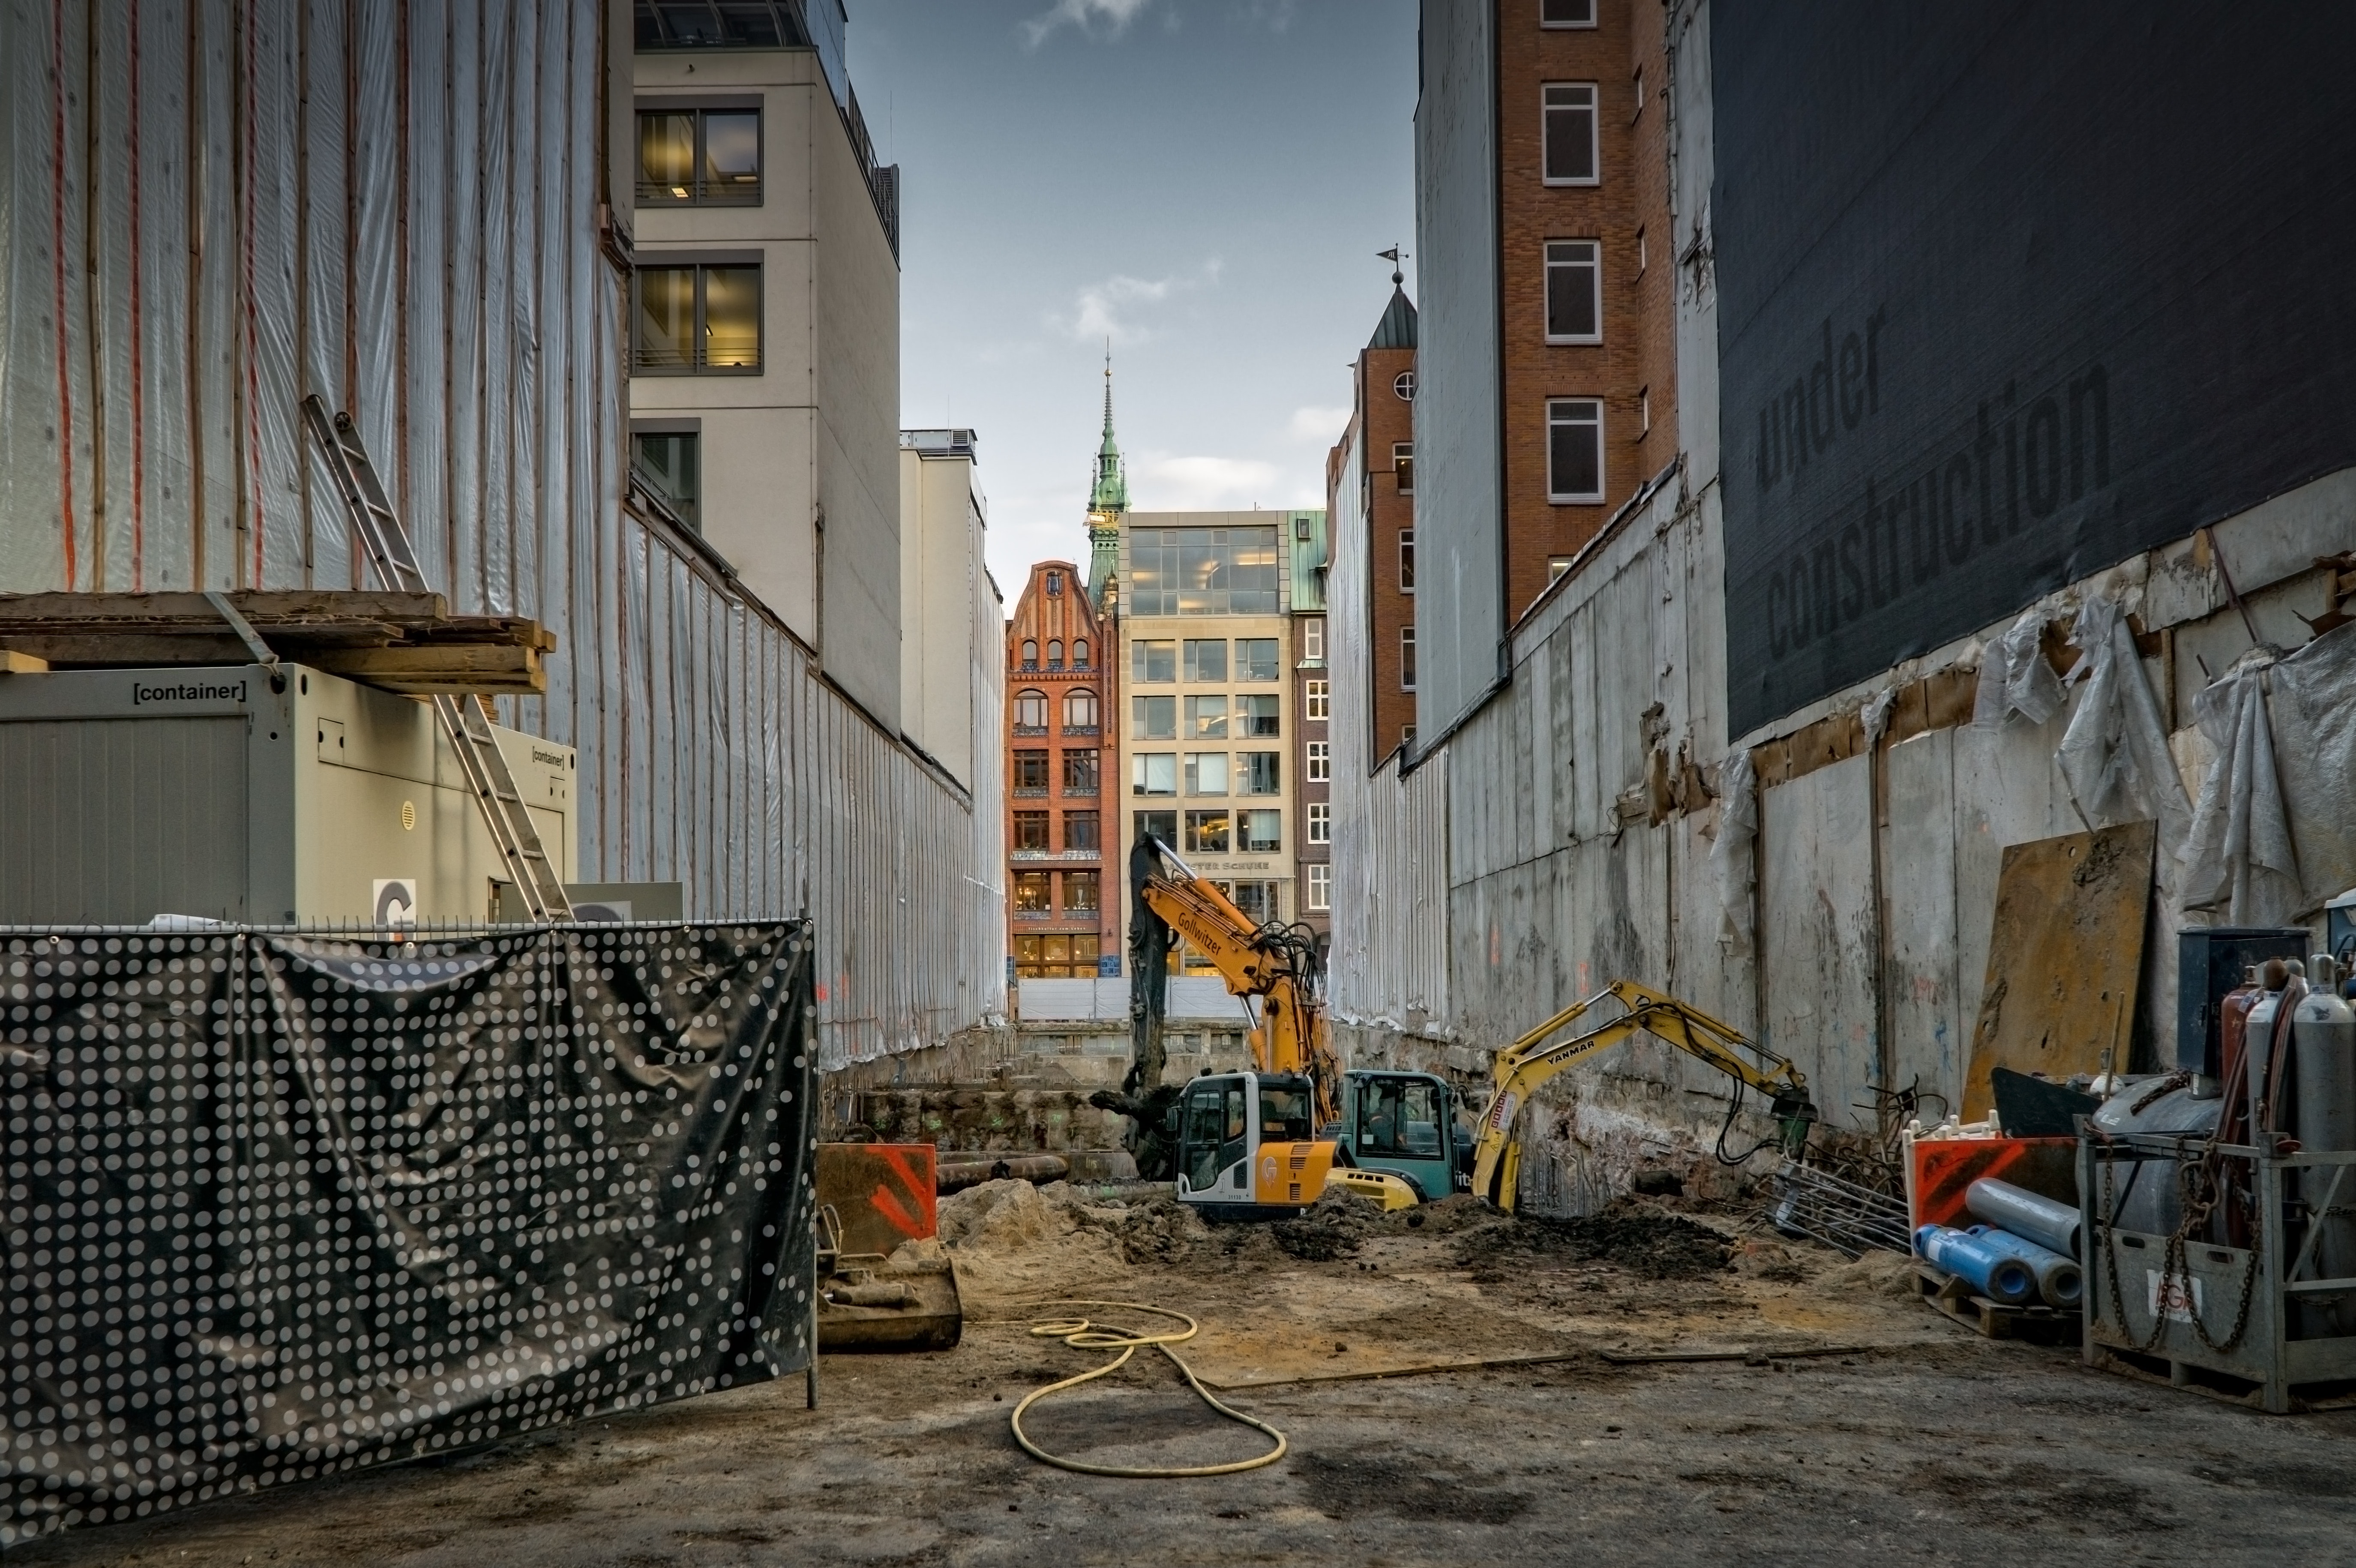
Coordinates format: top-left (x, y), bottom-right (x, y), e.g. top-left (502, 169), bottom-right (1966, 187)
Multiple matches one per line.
top-left (1086, 345), bottom-right (1127, 609)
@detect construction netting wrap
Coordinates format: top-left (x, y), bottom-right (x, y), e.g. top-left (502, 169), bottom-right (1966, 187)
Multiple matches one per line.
top-left (0, 921), bottom-right (819, 1549)
top-left (0, 2), bottom-right (1002, 1067)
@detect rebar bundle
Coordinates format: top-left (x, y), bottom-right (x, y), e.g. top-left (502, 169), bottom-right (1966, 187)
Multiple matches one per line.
top-left (1770, 1157), bottom-right (1913, 1257)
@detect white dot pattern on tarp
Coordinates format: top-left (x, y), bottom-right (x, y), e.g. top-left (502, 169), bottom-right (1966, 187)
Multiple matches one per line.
top-left (0, 922), bottom-right (819, 1547)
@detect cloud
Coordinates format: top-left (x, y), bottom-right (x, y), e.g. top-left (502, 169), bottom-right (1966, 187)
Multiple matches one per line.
top-left (1286, 404), bottom-right (1351, 446)
top-left (1053, 259), bottom-right (1221, 346)
top-left (1021, 0), bottom-right (1154, 48)
top-left (1133, 453), bottom-right (1284, 511)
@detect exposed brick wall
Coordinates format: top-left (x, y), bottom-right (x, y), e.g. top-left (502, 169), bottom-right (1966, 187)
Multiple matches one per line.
top-left (1361, 344), bottom-right (1420, 755)
top-left (1004, 562), bottom-right (1115, 975)
top-left (1497, 0), bottom-right (1677, 621)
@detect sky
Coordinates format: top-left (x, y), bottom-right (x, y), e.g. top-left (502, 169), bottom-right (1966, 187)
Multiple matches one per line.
top-left (850, 0), bottom-right (1420, 608)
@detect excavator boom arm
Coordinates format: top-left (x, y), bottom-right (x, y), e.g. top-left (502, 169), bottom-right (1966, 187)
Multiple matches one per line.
top-left (1470, 981), bottom-right (1814, 1208)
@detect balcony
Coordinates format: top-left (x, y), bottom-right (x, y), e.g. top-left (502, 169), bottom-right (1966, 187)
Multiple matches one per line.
top-left (1012, 785), bottom-right (1048, 799)
top-left (1060, 724), bottom-right (1100, 738)
top-left (1014, 908), bottom-right (1057, 922)
top-left (1012, 724), bottom-right (1048, 738)
top-left (1062, 785), bottom-right (1100, 798)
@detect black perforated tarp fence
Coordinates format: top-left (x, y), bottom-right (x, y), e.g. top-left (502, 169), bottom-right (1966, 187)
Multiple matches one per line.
top-left (1, 921), bottom-right (818, 1549)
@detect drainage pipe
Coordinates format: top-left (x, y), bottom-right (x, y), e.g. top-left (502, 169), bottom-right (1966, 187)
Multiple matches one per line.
top-left (1914, 1224), bottom-right (2037, 1307)
top-left (1965, 1177), bottom-right (2082, 1259)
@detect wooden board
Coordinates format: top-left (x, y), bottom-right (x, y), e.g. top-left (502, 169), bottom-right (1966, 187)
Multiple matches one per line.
top-left (0, 590), bottom-right (552, 695)
top-left (1962, 820), bottom-right (2155, 1120)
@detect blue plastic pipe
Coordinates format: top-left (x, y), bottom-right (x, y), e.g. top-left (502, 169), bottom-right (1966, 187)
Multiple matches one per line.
top-left (1915, 1223), bottom-right (2037, 1306)
top-left (1965, 1225), bottom-right (2083, 1309)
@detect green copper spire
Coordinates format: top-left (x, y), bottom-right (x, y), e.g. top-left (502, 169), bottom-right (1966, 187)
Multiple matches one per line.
top-left (1086, 347), bottom-right (1127, 609)
top-left (1088, 348), bottom-right (1129, 513)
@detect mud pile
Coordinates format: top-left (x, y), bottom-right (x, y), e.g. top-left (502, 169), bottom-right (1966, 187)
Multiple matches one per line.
top-left (933, 1179), bottom-right (1214, 1297)
top-left (1451, 1198), bottom-right (1734, 1279)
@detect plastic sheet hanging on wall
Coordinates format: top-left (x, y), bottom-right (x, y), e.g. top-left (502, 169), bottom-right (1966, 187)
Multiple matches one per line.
top-left (0, 920), bottom-right (818, 1549)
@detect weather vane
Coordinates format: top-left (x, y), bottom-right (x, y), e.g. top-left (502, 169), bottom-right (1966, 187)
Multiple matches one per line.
top-left (1378, 246), bottom-right (1406, 286)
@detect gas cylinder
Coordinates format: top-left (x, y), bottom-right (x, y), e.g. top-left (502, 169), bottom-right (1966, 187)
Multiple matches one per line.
top-left (2247, 963), bottom-right (2290, 1135)
top-left (2294, 955), bottom-right (2356, 1338)
top-left (2219, 965), bottom-right (2263, 1102)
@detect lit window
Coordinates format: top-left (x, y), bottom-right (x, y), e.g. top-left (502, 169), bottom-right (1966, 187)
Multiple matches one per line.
top-left (1308, 803), bottom-right (1331, 844)
top-left (1305, 679), bottom-right (1329, 721)
top-left (1307, 862), bottom-right (1332, 911)
top-left (1185, 753), bottom-right (1230, 796)
top-left (1132, 695), bottom-right (1177, 740)
top-left (1400, 629), bottom-right (1418, 693)
top-left (1127, 527), bottom-right (1280, 617)
top-left (1184, 639), bottom-right (1228, 682)
top-left (636, 107), bottom-right (761, 207)
top-left (1063, 688), bottom-right (1099, 730)
top-left (1184, 810), bottom-right (1232, 854)
top-left (1013, 871), bottom-right (1052, 914)
top-left (1545, 240), bottom-right (1601, 344)
top-left (633, 262), bottom-right (761, 375)
top-left (1549, 556), bottom-right (1574, 584)
top-left (1239, 753), bottom-right (1281, 795)
top-left (1542, 84), bottom-right (1599, 186)
top-left (1400, 529), bottom-right (1416, 593)
top-left (1186, 695), bottom-right (1228, 739)
top-left (1063, 870), bottom-right (1100, 913)
top-left (1547, 399), bottom-right (1605, 503)
top-left (1131, 639), bottom-right (1176, 683)
top-left (1132, 753), bottom-right (1176, 796)
top-left (1303, 620), bottom-right (1324, 661)
top-left (1393, 443), bottom-right (1415, 496)
top-left (1239, 810), bottom-right (1282, 854)
top-left (1307, 741), bottom-right (1331, 783)
top-left (1541, 0), bottom-right (1596, 26)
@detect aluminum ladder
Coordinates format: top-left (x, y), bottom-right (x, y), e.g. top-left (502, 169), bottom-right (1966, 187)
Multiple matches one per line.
top-left (301, 395), bottom-right (574, 921)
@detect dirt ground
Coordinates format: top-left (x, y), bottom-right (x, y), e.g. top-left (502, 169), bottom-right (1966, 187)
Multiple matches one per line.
top-left (15, 1184), bottom-right (2356, 1567)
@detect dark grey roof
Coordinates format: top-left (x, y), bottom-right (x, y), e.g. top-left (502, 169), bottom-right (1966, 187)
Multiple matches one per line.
top-left (1368, 286), bottom-right (1418, 350)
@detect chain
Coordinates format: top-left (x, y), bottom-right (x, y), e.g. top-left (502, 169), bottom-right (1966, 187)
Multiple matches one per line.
top-left (2094, 1133), bottom-right (2262, 1356)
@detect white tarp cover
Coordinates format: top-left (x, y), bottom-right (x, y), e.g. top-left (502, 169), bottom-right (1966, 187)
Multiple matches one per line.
top-left (2057, 593), bottom-right (2193, 855)
top-left (1711, 749), bottom-right (1758, 955)
top-left (1972, 607), bottom-right (2065, 729)
top-left (2248, 621), bottom-right (2356, 915)
top-left (0, 3), bottom-right (1000, 1067)
top-left (2180, 648), bottom-right (2304, 925)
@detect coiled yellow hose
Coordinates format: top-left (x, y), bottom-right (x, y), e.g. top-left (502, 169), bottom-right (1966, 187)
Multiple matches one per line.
top-left (1009, 1300), bottom-right (1289, 1478)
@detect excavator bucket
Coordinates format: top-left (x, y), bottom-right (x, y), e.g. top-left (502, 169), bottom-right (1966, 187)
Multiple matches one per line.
top-left (813, 1143), bottom-right (964, 1352)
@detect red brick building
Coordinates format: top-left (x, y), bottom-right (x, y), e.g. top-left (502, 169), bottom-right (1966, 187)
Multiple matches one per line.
top-left (1005, 561), bottom-right (1115, 978)
top-left (1499, 0), bottom-right (1677, 615)
top-left (1331, 282), bottom-right (1420, 760)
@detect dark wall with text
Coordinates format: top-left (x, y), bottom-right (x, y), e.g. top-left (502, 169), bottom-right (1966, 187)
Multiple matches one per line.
top-left (1713, 0), bottom-right (2356, 736)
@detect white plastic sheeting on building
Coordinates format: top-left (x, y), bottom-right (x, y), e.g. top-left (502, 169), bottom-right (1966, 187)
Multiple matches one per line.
top-left (0, 2), bottom-right (1002, 1069)
top-left (1016, 977), bottom-right (1249, 1025)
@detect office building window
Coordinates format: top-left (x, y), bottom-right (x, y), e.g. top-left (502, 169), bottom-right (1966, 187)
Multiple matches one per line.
top-left (1013, 811), bottom-right (1050, 852)
top-left (1184, 695), bottom-right (1228, 740)
top-left (1239, 810), bottom-right (1282, 854)
top-left (1308, 802), bottom-right (1331, 844)
top-left (1400, 629), bottom-right (1417, 692)
top-left (1307, 741), bottom-right (1331, 783)
top-left (1063, 688), bottom-right (1099, 730)
top-left (1307, 863), bottom-right (1332, 911)
top-left (1305, 679), bottom-right (1329, 721)
top-left (1232, 881), bottom-right (1279, 925)
top-left (1184, 810), bottom-right (1232, 855)
top-left (1062, 749), bottom-right (1099, 791)
top-left (1238, 639), bottom-right (1281, 682)
top-left (1063, 870), bottom-right (1100, 913)
top-left (1545, 240), bottom-right (1602, 343)
top-left (631, 429), bottom-right (700, 528)
top-left (1015, 932), bottom-right (1100, 979)
top-left (637, 106), bottom-right (761, 206)
top-left (1134, 810), bottom-right (1177, 849)
top-left (1185, 753), bottom-right (1230, 796)
top-left (1542, 84), bottom-right (1599, 186)
top-left (1127, 527), bottom-right (1280, 616)
top-left (1013, 750), bottom-right (1049, 791)
top-left (1541, 0), bottom-right (1596, 25)
top-left (1132, 695), bottom-right (1176, 740)
top-left (1132, 753), bottom-right (1176, 796)
top-left (1073, 638), bottom-right (1091, 668)
top-left (1048, 639), bottom-right (1064, 670)
top-left (1303, 620), bottom-right (1324, 661)
top-left (1240, 694), bottom-right (1280, 737)
top-left (1132, 639), bottom-right (1176, 682)
top-left (633, 262), bottom-right (761, 374)
top-left (1392, 443), bottom-right (1415, 496)
top-left (1183, 639), bottom-right (1228, 682)
top-left (1013, 689), bottom-right (1049, 731)
top-left (1400, 529), bottom-right (1416, 592)
top-left (1013, 871), bottom-right (1052, 914)
top-left (1547, 399), bottom-right (1605, 502)
top-left (1239, 752), bottom-right (1281, 795)
top-left (1064, 810), bottom-right (1101, 851)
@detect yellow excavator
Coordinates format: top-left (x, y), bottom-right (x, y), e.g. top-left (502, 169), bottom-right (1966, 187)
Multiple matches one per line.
top-left (1469, 980), bottom-right (1819, 1211)
top-left (1115, 836), bottom-right (1427, 1218)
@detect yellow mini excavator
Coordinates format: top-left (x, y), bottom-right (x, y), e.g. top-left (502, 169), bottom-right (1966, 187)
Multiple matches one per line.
top-left (1470, 980), bottom-right (1819, 1211)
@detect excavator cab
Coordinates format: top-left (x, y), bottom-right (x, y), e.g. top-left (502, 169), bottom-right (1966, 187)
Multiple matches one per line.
top-left (1336, 1070), bottom-right (1472, 1202)
top-left (1172, 1070), bottom-right (1340, 1221)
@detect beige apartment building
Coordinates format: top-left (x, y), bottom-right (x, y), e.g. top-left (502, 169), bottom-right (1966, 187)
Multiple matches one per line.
top-left (1112, 510), bottom-right (1320, 972)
